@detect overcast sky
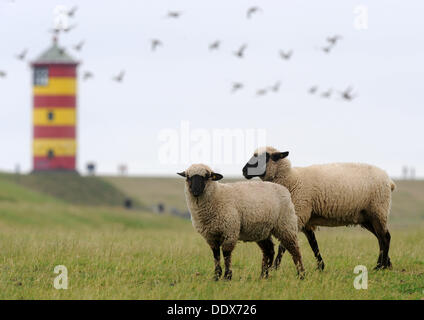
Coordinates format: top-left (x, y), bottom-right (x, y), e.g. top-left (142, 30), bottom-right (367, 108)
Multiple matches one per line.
top-left (0, 0), bottom-right (423, 177)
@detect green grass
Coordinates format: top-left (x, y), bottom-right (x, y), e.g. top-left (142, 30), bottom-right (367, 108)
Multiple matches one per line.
top-left (0, 172), bottom-right (129, 206)
top-left (0, 174), bottom-right (423, 299)
top-left (104, 176), bottom-right (188, 211)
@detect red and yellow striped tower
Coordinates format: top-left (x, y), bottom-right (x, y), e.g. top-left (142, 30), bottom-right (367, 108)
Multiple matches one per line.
top-left (31, 38), bottom-right (79, 171)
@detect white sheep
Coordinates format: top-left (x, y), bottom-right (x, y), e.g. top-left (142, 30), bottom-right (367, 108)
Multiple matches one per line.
top-left (243, 146), bottom-right (395, 270)
top-left (178, 163), bottom-right (305, 280)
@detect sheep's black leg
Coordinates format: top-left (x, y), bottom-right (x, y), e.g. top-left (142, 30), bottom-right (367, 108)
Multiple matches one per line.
top-left (257, 238), bottom-right (275, 278)
top-left (274, 244), bottom-right (286, 270)
top-left (222, 242), bottom-right (236, 280)
top-left (362, 219), bottom-right (392, 270)
top-left (384, 231), bottom-right (392, 269)
top-left (210, 245), bottom-right (222, 281)
top-left (361, 221), bottom-right (383, 268)
top-left (370, 218), bottom-right (392, 270)
top-left (303, 229), bottom-right (325, 271)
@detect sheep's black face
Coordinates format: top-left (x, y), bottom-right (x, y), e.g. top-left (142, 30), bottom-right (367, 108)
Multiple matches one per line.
top-left (242, 153), bottom-right (269, 179)
top-left (242, 151), bottom-right (289, 179)
top-left (187, 174), bottom-right (207, 197)
top-left (177, 170), bottom-right (224, 197)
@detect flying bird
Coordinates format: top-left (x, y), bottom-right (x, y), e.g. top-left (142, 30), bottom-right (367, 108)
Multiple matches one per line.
top-left (67, 6), bottom-right (78, 17)
top-left (340, 86), bottom-right (358, 101)
top-left (48, 27), bottom-right (61, 34)
top-left (209, 40), bottom-right (220, 51)
top-left (321, 45), bottom-right (333, 54)
top-left (327, 35), bottom-right (342, 45)
top-left (112, 70), bottom-right (125, 82)
top-left (234, 44), bottom-right (247, 58)
top-left (15, 49), bottom-right (27, 60)
top-left (308, 86), bottom-right (318, 94)
top-left (321, 89), bottom-right (332, 98)
top-left (151, 39), bottom-right (162, 51)
top-left (0, 70), bottom-right (6, 78)
top-left (73, 41), bottom-right (85, 51)
top-left (256, 88), bottom-right (267, 96)
top-left (63, 24), bottom-right (77, 33)
top-left (82, 71), bottom-right (93, 81)
top-left (231, 82), bottom-right (244, 93)
top-left (247, 6), bottom-right (262, 19)
top-left (279, 50), bottom-right (293, 60)
top-left (167, 11), bottom-right (182, 18)
top-left (270, 81), bottom-right (281, 92)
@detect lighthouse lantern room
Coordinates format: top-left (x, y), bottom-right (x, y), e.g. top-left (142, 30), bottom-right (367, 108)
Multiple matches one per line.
top-left (31, 38), bottom-right (78, 172)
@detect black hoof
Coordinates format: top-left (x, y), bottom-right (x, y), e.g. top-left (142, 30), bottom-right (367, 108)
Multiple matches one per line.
top-left (214, 267), bottom-right (222, 281)
top-left (224, 270), bottom-right (232, 280)
top-left (374, 261), bottom-right (392, 271)
top-left (317, 260), bottom-right (325, 271)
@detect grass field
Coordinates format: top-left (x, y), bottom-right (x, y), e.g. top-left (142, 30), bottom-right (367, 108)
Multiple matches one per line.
top-left (0, 173), bottom-right (423, 299)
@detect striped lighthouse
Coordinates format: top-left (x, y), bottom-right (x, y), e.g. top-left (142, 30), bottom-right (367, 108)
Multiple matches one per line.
top-left (31, 38), bottom-right (78, 171)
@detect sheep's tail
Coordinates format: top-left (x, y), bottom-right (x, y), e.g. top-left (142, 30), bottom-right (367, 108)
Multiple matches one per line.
top-left (390, 180), bottom-right (396, 192)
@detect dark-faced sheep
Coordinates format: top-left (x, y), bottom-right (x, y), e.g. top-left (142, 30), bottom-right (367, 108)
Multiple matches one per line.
top-left (242, 146), bottom-right (395, 271)
top-left (178, 163), bottom-right (305, 280)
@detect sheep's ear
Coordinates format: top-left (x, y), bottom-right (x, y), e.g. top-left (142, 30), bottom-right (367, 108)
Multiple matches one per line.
top-left (210, 172), bottom-right (223, 181)
top-left (271, 151), bottom-right (289, 162)
top-left (177, 171), bottom-right (186, 178)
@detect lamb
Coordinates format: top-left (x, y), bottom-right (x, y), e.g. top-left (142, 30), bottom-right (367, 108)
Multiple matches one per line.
top-left (178, 163), bottom-right (305, 280)
top-left (242, 146), bottom-right (396, 270)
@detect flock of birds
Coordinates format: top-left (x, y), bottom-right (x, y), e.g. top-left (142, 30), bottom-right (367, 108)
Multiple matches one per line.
top-left (1, 6), bottom-right (126, 84)
top-left (1, 5), bottom-right (358, 101)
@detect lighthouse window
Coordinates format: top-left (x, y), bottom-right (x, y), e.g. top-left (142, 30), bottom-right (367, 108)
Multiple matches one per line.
top-left (34, 67), bottom-right (48, 86)
top-left (47, 111), bottom-right (54, 121)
